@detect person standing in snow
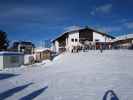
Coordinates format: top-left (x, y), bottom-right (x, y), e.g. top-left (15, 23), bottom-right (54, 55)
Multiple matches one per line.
top-left (100, 44), bottom-right (103, 53)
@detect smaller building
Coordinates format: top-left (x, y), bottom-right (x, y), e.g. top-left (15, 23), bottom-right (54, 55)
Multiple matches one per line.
top-left (24, 54), bottom-right (35, 65)
top-left (112, 34), bottom-right (133, 49)
top-left (35, 48), bottom-right (52, 62)
top-left (0, 51), bottom-right (24, 70)
top-left (11, 41), bottom-right (35, 54)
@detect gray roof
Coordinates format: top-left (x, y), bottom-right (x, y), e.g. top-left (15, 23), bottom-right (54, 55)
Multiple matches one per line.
top-left (52, 27), bottom-right (115, 42)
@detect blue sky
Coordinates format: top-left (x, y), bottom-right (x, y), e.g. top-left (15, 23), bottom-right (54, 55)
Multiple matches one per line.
top-left (0, 0), bottom-right (133, 46)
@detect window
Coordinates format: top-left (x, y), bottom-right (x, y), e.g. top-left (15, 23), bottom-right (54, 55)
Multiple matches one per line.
top-left (75, 39), bottom-right (78, 42)
top-left (95, 39), bottom-right (100, 42)
top-left (71, 38), bottom-right (74, 42)
top-left (10, 56), bottom-right (19, 63)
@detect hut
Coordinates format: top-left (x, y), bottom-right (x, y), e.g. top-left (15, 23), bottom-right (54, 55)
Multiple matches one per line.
top-left (0, 51), bottom-right (24, 70)
top-left (35, 48), bottom-right (52, 62)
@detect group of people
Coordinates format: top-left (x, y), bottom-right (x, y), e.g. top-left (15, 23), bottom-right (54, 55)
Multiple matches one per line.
top-left (71, 44), bottom-right (105, 53)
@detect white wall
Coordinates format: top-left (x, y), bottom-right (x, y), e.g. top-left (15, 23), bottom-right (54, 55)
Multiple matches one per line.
top-left (67, 32), bottom-right (79, 52)
top-left (51, 44), bottom-right (55, 52)
top-left (52, 41), bottom-right (59, 53)
top-left (24, 54), bottom-right (34, 64)
top-left (105, 37), bottom-right (113, 42)
top-left (93, 32), bottom-right (112, 42)
top-left (93, 32), bottom-right (106, 42)
top-left (55, 41), bottom-right (59, 53)
top-left (53, 32), bottom-right (80, 53)
top-left (0, 56), bottom-right (3, 70)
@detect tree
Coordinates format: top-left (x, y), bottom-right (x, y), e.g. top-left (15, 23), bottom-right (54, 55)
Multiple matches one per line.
top-left (0, 30), bottom-right (9, 51)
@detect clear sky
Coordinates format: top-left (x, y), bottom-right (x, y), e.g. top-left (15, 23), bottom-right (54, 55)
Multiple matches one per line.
top-left (0, 0), bottom-right (133, 46)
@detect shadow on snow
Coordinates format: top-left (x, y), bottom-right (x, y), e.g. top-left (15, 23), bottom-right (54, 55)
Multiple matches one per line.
top-left (0, 73), bottom-right (19, 80)
top-left (0, 82), bottom-right (33, 100)
top-left (19, 86), bottom-right (48, 100)
top-left (103, 90), bottom-right (119, 100)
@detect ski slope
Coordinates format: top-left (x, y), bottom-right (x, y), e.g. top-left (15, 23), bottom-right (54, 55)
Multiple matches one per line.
top-left (0, 50), bottom-right (133, 100)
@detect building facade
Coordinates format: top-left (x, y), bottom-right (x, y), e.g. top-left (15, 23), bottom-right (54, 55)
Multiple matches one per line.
top-left (112, 34), bottom-right (133, 49)
top-left (11, 41), bottom-right (35, 54)
top-left (52, 27), bottom-right (115, 53)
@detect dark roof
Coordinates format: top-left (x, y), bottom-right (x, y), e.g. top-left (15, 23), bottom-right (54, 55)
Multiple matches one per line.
top-left (13, 41), bottom-right (35, 47)
top-left (52, 27), bottom-right (115, 42)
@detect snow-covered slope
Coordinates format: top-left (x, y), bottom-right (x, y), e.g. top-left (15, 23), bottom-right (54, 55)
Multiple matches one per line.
top-left (0, 50), bottom-right (133, 100)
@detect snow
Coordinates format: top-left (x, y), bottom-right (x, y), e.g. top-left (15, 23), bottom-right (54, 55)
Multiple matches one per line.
top-left (35, 48), bottom-right (51, 52)
top-left (0, 50), bottom-right (133, 100)
top-left (0, 51), bottom-right (23, 55)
